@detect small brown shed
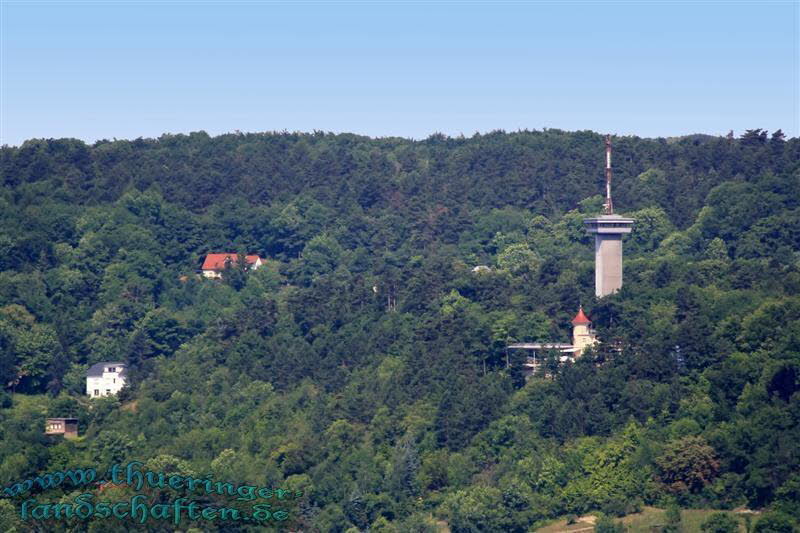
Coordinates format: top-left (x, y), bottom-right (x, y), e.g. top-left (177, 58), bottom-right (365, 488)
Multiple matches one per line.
top-left (45, 418), bottom-right (79, 439)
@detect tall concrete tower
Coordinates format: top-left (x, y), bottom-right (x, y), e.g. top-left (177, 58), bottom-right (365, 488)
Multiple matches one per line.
top-left (583, 135), bottom-right (634, 298)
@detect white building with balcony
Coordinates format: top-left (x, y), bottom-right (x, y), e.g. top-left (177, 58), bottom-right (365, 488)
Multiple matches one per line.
top-left (86, 362), bottom-right (127, 398)
top-left (507, 306), bottom-right (599, 379)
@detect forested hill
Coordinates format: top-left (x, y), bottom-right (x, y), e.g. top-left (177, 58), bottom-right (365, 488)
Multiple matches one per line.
top-left (1, 128), bottom-right (799, 532)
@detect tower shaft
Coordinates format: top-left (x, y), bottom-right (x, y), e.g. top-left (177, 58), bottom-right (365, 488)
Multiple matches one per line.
top-left (593, 232), bottom-right (623, 297)
top-left (584, 217), bottom-right (634, 297)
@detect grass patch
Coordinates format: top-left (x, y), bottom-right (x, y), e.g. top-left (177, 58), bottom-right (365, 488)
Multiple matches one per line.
top-left (620, 506), bottom-right (666, 531)
top-left (681, 509), bottom-right (748, 533)
top-left (7, 392), bottom-right (49, 413)
top-left (535, 515), bottom-right (597, 533)
top-left (539, 508), bottom-right (754, 532)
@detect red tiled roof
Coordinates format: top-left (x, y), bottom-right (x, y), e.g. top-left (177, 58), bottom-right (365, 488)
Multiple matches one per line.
top-left (201, 254), bottom-right (261, 271)
top-left (571, 306), bottom-right (591, 325)
top-left (97, 481), bottom-right (127, 492)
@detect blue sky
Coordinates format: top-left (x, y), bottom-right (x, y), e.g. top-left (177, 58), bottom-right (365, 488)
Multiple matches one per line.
top-left (1, 1), bottom-right (797, 146)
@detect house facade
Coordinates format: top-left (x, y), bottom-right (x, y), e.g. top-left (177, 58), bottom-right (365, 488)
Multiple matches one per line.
top-left (45, 418), bottom-right (79, 439)
top-left (86, 362), bottom-right (127, 398)
top-left (201, 254), bottom-right (263, 279)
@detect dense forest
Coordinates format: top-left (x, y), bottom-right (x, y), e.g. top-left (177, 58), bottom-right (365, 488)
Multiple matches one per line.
top-left (0, 128), bottom-right (799, 532)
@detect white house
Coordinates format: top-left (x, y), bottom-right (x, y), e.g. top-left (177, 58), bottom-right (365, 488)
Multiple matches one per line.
top-left (200, 254), bottom-right (263, 279)
top-left (86, 362), bottom-right (127, 398)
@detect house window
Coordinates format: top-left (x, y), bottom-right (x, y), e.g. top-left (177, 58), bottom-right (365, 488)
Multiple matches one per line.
top-left (94, 389), bottom-right (99, 396)
top-left (113, 378), bottom-right (116, 384)
top-left (106, 389), bottom-right (111, 395)
top-left (108, 367), bottom-right (116, 373)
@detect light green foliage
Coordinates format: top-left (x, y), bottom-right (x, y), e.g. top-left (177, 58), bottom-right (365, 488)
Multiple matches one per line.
top-left (439, 485), bottom-right (518, 532)
top-left (417, 449), bottom-right (450, 492)
top-left (388, 436), bottom-right (421, 500)
top-left (446, 452), bottom-right (475, 489)
top-left (0, 452), bottom-right (27, 485)
top-left (774, 474), bottom-right (800, 519)
top-left (398, 513), bottom-right (441, 532)
top-left (371, 515), bottom-right (400, 532)
top-left (490, 231), bottom-right (525, 256)
top-left (440, 289), bottom-right (473, 316)
top-left (210, 448), bottom-right (256, 483)
top-left (553, 209), bottom-right (590, 246)
top-left (562, 423), bottom-right (651, 511)
top-left (299, 233), bottom-right (343, 280)
top-left (579, 195), bottom-right (606, 214)
top-left (0, 499), bottom-right (22, 533)
top-left (706, 237), bottom-right (730, 261)
top-left (62, 363), bottom-right (89, 395)
top-left (625, 207), bottom-right (676, 254)
top-left (0, 304), bottom-right (61, 391)
top-left (497, 243), bottom-right (541, 274)
top-left (470, 415), bottom-right (537, 466)
top-left (490, 310), bottom-right (551, 344)
top-left (91, 430), bottom-right (134, 465)
top-left (519, 454), bottom-right (565, 493)
top-left (148, 453), bottom-right (196, 477)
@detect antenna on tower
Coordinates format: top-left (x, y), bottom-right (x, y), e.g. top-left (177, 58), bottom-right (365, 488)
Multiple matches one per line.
top-left (604, 134), bottom-right (613, 214)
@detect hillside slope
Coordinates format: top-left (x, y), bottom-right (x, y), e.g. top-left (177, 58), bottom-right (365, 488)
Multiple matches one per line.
top-left (1, 129), bottom-right (798, 532)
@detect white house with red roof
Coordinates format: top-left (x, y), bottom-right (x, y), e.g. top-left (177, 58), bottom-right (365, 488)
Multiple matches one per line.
top-left (201, 254), bottom-right (263, 279)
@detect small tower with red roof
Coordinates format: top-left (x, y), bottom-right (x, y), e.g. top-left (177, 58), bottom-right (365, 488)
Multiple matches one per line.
top-left (571, 306), bottom-right (597, 357)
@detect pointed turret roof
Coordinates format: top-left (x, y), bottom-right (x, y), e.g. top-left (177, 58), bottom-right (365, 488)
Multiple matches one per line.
top-left (571, 306), bottom-right (591, 326)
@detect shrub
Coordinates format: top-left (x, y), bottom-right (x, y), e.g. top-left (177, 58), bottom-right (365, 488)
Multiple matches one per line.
top-left (700, 512), bottom-right (739, 533)
top-left (602, 498), bottom-right (628, 518)
top-left (663, 503), bottom-right (682, 533)
top-left (624, 499), bottom-right (643, 516)
top-left (595, 514), bottom-right (625, 533)
top-left (753, 512), bottom-right (795, 533)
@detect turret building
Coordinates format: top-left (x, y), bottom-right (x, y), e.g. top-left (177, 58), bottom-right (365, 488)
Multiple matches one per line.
top-left (508, 306), bottom-right (598, 379)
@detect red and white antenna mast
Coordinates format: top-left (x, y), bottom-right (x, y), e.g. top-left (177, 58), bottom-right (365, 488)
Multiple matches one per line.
top-left (604, 134), bottom-right (613, 214)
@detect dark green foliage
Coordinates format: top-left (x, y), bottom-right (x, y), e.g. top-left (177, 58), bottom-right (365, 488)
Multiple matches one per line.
top-left (595, 514), bottom-right (626, 533)
top-left (664, 503), bottom-right (682, 533)
top-left (1, 129), bottom-right (798, 530)
top-left (656, 436), bottom-right (720, 494)
top-left (700, 512), bottom-right (740, 533)
top-left (753, 512), bottom-right (796, 533)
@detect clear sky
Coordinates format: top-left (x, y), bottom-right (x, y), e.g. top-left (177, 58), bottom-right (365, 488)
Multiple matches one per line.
top-left (1, 1), bottom-right (798, 146)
